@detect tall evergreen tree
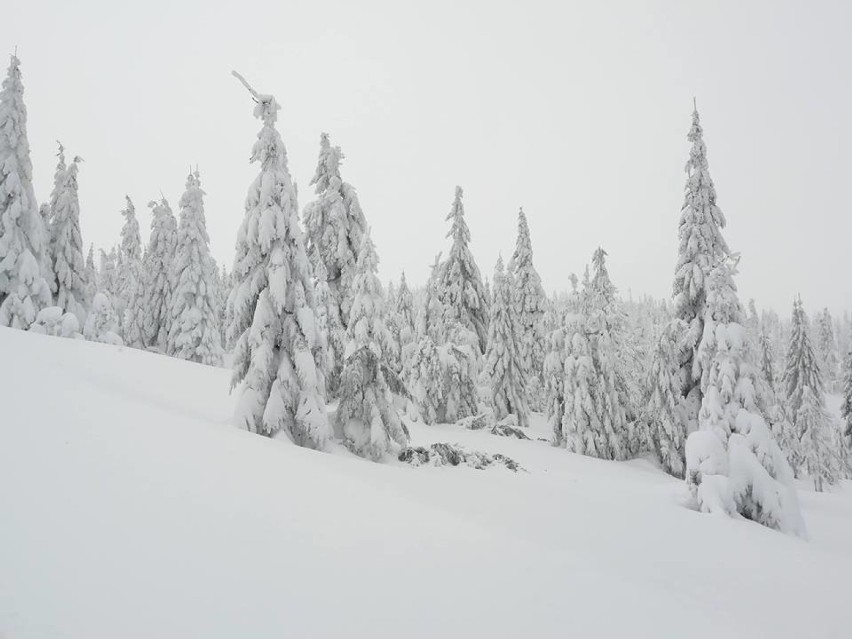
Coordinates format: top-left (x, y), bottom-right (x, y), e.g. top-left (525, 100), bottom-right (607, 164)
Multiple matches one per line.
top-left (509, 207), bottom-right (546, 410)
top-left (436, 186), bottom-right (489, 353)
top-left (118, 197), bottom-right (146, 348)
top-left (303, 132), bottom-right (368, 394)
top-left (0, 55), bottom-right (51, 329)
top-left (685, 260), bottom-right (804, 535)
top-left (336, 232), bottom-right (408, 459)
top-left (484, 257), bottom-right (529, 427)
top-left (228, 73), bottom-right (330, 448)
top-left (671, 105), bottom-right (730, 433)
top-left (50, 155), bottom-right (89, 323)
top-left (44, 141), bottom-right (67, 294)
top-left (143, 197), bottom-right (177, 350)
top-left (167, 170), bottom-right (223, 365)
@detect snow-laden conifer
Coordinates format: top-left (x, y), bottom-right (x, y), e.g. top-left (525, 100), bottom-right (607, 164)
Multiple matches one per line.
top-left (98, 247), bottom-right (119, 308)
top-left (388, 271), bottom-right (416, 374)
top-left (85, 244), bottom-right (97, 300)
top-left (758, 331), bottom-right (776, 392)
top-left (37, 204), bottom-right (54, 295)
top-left (797, 385), bottom-right (838, 492)
top-left (816, 308), bottom-right (838, 390)
top-left (44, 141), bottom-right (68, 293)
top-left (509, 207), bottom-right (546, 410)
top-left (167, 170), bottom-right (222, 365)
top-left (336, 232), bottom-right (409, 459)
top-left (83, 292), bottom-right (123, 346)
top-left (228, 72), bottom-right (330, 447)
top-left (143, 197), bottom-right (177, 350)
top-left (557, 249), bottom-right (632, 459)
top-left (646, 321), bottom-right (687, 477)
top-left (685, 260), bottom-right (804, 536)
top-left (783, 298), bottom-right (823, 420)
top-left (303, 133), bottom-right (368, 393)
top-left (50, 155), bottom-right (89, 323)
top-left (842, 347), bottom-right (852, 443)
top-left (0, 55), bottom-right (51, 329)
top-left (484, 257), bottom-right (529, 427)
top-left (118, 197), bottom-right (146, 348)
top-left (672, 105), bottom-right (730, 433)
top-left (781, 297), bottom-right (843, 486)
top-left (436, 186), bottom-right (489, 353)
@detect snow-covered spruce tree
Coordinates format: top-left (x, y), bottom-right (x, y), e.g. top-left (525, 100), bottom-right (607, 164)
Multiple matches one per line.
top-left (220, 264), bottom-right (239, 351)
top-left (758, 330), bottom-right (776, 392)
top-left (143, 197), bottom-right (177, 350)
top-left (816, 308), bottom-right (838, 390)
top-left (98, 247), bottom-right (119, 306)
top-left (336, 232), bottom-right (408, 459)
top-left (85, 243), bottom-right (97, 300)
top-left (303, 132), bottom-right (368, 394)
top-left (672, 105), bottom-right (731, 434)
top-left (645, 320), bottom-right (687, 477)
top-left (543, 324), bottom-right (567, 445)
top-left (685, 259), bottom-right (804, 536)
top-left (42, 141), bottom-right (67, 295)
top-left (405, 261), bottom-right (446, 425)
top-left (0, 54), bottom-right (51, 329)
top-left (310, 259), bottom-right (336, 386)
top-left (484, 257), bottom-right (529, 427)
top-left (783, 298), bottom-right (823, 420)
top-left (436, 186), bottom-right (489, 353)
top-left (50, 155), bottom-right (89, 323)
top-left (36, 203), bottom-right (54, 295)
top-left (228, 72), bottom-right (329, 447)
top-left (390, 271), bottom-right (415, 362)
top-left (83, 292), bottom-right (123, 346)
top-left (796, 384), bottom-right (838, 492)
top-left (508, 207), bottom-right (546, 411)
top-left (842, 347), bottom-right (852, 443)
top-left (781, 297), bottom-right (842, 484)
top-left (166, 170), bottom-right (223, 365)
top-left (118, 197), bottom-right (146, 348)
top-left (557, 249), bottom-right (633, 459)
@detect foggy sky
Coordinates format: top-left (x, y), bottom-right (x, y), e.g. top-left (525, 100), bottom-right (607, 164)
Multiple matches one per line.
top-left (6, 0), bottom-right (851, 315)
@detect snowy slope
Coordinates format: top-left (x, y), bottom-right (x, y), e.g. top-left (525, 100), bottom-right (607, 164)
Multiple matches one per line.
top-left (1, 327), bottom-right (850, 638)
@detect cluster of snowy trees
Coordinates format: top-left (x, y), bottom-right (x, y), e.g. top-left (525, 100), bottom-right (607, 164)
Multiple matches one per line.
top-left (4, 56), bottom-right (852, 538)
top-left (0, 56), bottom-right (226, 362)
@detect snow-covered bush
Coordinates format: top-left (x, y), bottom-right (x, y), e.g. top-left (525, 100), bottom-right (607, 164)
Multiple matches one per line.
top-left (83, 292), bottom-right (123, 346)
top-left (29, 306), bottom-right (81, 339)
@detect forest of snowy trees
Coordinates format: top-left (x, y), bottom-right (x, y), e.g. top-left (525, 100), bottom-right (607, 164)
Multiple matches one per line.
top-left (2, 55), bottom-right (851, 537)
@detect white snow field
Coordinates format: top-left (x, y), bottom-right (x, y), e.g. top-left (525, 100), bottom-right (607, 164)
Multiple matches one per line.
top-left (1, 327), bottom-right (850, 639)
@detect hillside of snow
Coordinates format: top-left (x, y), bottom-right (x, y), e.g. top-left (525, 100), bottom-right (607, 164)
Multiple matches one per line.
top-left (1, 326), bottom-right (851, 638)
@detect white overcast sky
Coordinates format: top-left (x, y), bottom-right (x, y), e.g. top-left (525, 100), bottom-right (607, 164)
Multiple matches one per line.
top-left (6, 0), bottom-right (851, 314)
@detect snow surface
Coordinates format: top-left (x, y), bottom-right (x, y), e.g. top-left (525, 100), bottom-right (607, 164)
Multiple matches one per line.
top-left (1, 326), bottom-right (850, 638)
